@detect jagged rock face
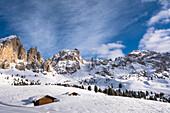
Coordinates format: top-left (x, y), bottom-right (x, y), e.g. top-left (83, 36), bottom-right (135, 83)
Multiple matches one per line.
top-left (26, 64), bottom-right (31, 70)
top-left (0, 35), bottom-right (45, 72)
top-left (125, 50), bottom-right (170, 69)
top-left (43, 59), bottom-right (51, 72)
top-left (50, 49), bottom-right (84, 74)
top-left (26, 46), bottom-right (44, 70)
top-left (15, 62), bottom-right (25, 71)
top-left (89, 50), bottom-right (170, 78)
top-left (0, 60), bottom-right (10, 69)
top-left (0, 35), bottom-right (27, 63)
top-left (27, 47), bottom-right (43, 63)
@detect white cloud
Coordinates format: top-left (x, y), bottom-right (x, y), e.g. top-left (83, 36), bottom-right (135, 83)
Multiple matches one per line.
top-left (142, 0), bottom-right (170, 26)
top-left (159, 0), bottom-right (170, 9)
top-left (139, 27), bottom-right (170, 52)
top-left (148, 9), bottom-right (170, 25)
top-left (0, 0), bottom-right (134, 59)
top-left (141, 0), bottom-right (170, 9)
top-left (90, 42), bottom-right (125, 59)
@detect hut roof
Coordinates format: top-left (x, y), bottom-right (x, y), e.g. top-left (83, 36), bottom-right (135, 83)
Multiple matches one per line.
top-left (43, 95), bottom-right (56, 100)
top-left (69, 92), bottom-right (79, 96)
top-left (31, 95), bottom-right (56, 102)
top-left (33, 95), bottom-right (58, 106)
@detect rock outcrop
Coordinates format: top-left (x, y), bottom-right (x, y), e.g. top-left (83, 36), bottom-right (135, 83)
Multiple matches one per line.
top-left (50, 49), bottom-right (84, 74)
top-left (43, 59), bottom-right (51, 72)
top-left (88, 50), bottom-right (170, 78)
top-left (0, 35), bottom-right (27, 63)
top-left (0, 35), bottom-right (44, 71)
top-left (15, 62), bottom-right (26, 71)
top-left (0, 60), bottom-right (10, 69)
top-left (27, 46), bottom-right (43, 63)
top-left (26, 46), bottom-right (44, 70)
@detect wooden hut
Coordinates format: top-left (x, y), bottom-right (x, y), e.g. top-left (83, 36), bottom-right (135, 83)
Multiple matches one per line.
top-left (33, 95), bottom-right (58, 106)
top-left (69, 92), bottom-right (79, 96)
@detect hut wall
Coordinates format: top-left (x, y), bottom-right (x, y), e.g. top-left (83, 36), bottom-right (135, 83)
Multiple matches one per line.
top-left (38, 97), bottom-right (53, 105)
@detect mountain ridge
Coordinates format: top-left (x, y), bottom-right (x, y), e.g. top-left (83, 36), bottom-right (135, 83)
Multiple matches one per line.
top-left (0, 35), bottom-right (169, 76)
top-left (0, 35), bottom-right (169, 96)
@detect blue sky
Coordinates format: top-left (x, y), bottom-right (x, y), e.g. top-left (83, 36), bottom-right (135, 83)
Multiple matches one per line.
top-left (0, 0), bottom-right (170, 60)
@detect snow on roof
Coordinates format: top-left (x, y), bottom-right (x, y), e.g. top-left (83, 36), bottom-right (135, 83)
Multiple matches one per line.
top-left (30, 95), bottom-right (57, 102)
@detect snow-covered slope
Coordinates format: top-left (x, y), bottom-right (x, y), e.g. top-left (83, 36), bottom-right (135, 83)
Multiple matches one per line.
top-left (0, 85), bottom-right (169, 113)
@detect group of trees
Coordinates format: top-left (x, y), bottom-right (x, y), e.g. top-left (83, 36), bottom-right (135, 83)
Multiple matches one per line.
top-left (13, 75), bottom-right (41, 86)
top-left (85, 85), bottom-right (170, 103)
top-left (13, 80), bottom-right (41, 86)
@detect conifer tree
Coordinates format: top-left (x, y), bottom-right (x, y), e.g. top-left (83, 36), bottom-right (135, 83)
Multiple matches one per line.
top-left (81, 85), bottom-right (84, 89)
top-left (103, 88), bottom-right (108, 94)
top-left (146, 91), bottom-right (149, 96)
top-left (108, 87), bottom-right (114, 95)
top-left (119, 83), bottom-right (123, 88)
top-left (98, 88), bottom-right (102, 92)
top-left (94, 85), bottom-right (98, 93)
top-left (88, 86), bottom-right (92, 91)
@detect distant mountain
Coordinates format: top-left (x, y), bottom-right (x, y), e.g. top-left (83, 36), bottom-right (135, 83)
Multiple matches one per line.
top-left (0, 35), bottom-right (27, 68)
top-left (0, 35), bottom-right (169, 78)
top-left (49, 49), bottom-right (85, 74)
top-left (0, 35), bottom-right (48, 72)
top-left (0, 35), bottom-right (169, 95)
top-left (0, 35), bottom-right (85, 74)
top-left (88, 50), bottom-right (169, 79)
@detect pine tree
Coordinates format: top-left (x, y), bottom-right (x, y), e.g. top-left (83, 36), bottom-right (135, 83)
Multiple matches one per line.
top-left (115, 90), bottom-right (119, 96)
top-left (98, 88), bottom-right (102, 92)
top-left (138, 91), bottom-right (141, 98)
top-left (149, 96), bottom-right (154, 100)
top-left (108, 87), bottom-right (114, 95)
top-left (119, 83), bottom-right (123, 88)
top-left (123, 91), bottom-right (126, 97)
top-left (103, 88), bottom-right (108, 94)
top-left (146, 91), bottom-right (149, 96)
top-left (160, 92), bottom-right (164, 97)
top-left (81, 85), bottom-right (84, 89)
top-left (118, 89), bottom-right (122, 96)
top-left (168, 97), bottom-right (170, 103)
top-left (132, 91), bottom-right (137, 98)
top-left (94, 85), bottom-right (98, 93)
top-left (88, 86), bottom-right (92, 91)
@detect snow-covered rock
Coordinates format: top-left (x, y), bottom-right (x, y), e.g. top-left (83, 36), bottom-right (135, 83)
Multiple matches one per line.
top-left (0, 35), bottom-right (27, 64)
top-left (50, 49), bottom-right (85, 74)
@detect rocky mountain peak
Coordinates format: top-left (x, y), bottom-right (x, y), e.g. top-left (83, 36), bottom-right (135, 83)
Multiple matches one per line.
top-left (0, 35), bottom-right (45, 71)
top-left (0, 35), bottom-right (27, 68)
top-left (0, 35), bottom-right (169, 79)
top-left (50, 49), bottom-right (84, 74)
top-left (27, 46), bottom-right (43, 63)
top-left (26, 46), bottom-right (44, 71)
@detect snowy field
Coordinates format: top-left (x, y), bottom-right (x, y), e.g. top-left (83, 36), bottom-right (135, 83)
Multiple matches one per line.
top-left (0, 85), bottom-right (170, 113)
top-left (0, 66), bottom-right (170, 95)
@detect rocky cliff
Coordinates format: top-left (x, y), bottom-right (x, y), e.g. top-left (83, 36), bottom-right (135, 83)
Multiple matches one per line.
top-left (88, 50), bottom-right (169, 79)
top-left (0, 35), bottom-right (27, 62)
top-left (0, 35), bottom-right (44, 71)
top-left (50, 49), bottom-right (84, 74)
top-left (26, 46), bottom-right (44, 71)
top-left (0, 35), bottom-right (27, 68)
top-left (0, 35), bottom-right (85, 73)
